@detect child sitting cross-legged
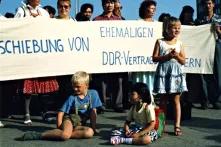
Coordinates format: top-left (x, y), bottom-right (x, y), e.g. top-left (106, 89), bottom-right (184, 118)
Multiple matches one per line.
top-left (110, 82), bottom-right (159, 145)
top-left (19, 71), bottom-right (102, 141)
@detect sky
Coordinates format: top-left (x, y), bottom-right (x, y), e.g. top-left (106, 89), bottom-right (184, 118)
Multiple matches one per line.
top-left (0, 0), bottom-right (197, 20)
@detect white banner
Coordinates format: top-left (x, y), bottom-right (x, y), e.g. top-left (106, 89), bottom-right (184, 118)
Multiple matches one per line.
top-left (0, 18), bottom-right (216, 81)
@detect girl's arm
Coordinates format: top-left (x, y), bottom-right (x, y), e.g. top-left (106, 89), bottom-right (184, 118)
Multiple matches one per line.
top-left (173, 44), bottom-right (186, 65)
top-left (57, 111), bottom-right (64, 129)
top-left (152, 40), bottom-right (174, 62)
top-left (124, 120), bottom-right (131, 137)
top-left (132, 121), bottom-right (155, 137)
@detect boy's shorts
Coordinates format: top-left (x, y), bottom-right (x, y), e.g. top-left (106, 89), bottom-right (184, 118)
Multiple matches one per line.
top-left (62, 113), bottom-right (90, 128)
top-left (62, 114), bottom-right (82, 128)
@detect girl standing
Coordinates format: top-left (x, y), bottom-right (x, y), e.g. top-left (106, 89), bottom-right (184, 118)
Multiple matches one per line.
top-left (152, 17), bottom-right (187, 136)
top-left (14, 0), bottom-right (58, 125)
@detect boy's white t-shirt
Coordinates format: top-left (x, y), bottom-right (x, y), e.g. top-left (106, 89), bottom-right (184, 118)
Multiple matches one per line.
top-left (126, 103), bottom-right (155, 127)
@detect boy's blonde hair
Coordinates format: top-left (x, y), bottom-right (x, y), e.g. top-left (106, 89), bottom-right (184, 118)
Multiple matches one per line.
top-left (71, 71), bottom-right (90, 85)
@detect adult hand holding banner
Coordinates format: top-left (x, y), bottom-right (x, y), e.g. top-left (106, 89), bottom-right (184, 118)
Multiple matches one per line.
top-left (0, 18), bottom-right (216, 81)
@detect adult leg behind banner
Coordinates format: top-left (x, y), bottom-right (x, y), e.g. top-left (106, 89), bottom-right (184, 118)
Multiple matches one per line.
top-left (214, 41), bottom-right (221, 103)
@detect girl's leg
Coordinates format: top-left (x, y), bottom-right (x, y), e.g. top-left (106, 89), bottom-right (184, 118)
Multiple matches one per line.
top-left (24, 95), bottom-right (32, 125)
top-left (111, 135), bottom-right (152, 145)
top-left (41, 119), bottom-right (73, 141)
top-left (132, 135), bottom-right (152, 145)
top-left (172, 94), bottom-right (182, 136)
top-left (70, 126), bottom-right (94, 139)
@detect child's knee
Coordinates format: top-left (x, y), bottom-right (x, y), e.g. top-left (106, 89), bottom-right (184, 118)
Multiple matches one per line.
top-left (85, 128), bottom-right (94, 138)
top-left (142, 136), bottom-right (152, 144)
top-left (60, 132), bottom-right (71, 141)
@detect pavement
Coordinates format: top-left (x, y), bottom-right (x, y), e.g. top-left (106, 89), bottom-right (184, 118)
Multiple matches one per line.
top-left (0, 104), bottom-right (221, 147)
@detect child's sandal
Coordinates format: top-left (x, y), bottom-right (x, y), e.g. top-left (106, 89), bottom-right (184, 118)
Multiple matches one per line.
top-left (174, 127), bottom-right (182, 136)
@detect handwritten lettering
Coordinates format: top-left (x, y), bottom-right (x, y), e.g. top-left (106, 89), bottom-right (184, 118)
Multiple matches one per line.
top-left (0, 39), bottom-right (64, 54)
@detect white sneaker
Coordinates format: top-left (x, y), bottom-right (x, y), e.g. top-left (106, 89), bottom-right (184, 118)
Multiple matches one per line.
top-left (24, 114), bottom-right (32, 125)
top-left (110, 136), bottom-right (121, 145)
top-left (24, 119), bottom-right (32, 125)
top-left (0, 121), bottom-right (4, 128)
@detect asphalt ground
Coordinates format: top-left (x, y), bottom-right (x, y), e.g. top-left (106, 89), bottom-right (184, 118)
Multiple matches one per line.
top-left (0, 104), bottom-right (221, 147)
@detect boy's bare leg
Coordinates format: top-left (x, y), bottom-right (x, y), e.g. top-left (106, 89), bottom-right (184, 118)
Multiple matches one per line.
top-left (70, 126), bottom-right (94, 139)
top-left (41, 119), bottom-right (73, 141)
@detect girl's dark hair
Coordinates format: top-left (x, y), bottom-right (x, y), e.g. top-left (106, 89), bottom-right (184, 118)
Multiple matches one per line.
top-left (131, 82), bottom-right (151, 104)
top-left (158, 13), bottom-right (171, 22)
top-left (80, 3), bottom-right (94, 13)
top-left (203, 0), bottom-right (215, 4)
top-left (102, 0), bottom-right (114, 6)
top-left (179, 5), bottom-right (194, 25)
top-left (43, 5), bottom-right (56, 16)
top-left (75, 12), bottom-right (90, 21)
top-left (139, 0), bottom-right (157, 19)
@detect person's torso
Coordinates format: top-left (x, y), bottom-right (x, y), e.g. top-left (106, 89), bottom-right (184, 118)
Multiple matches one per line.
top-left (93, 13), bottom-right (121, 21)
top-left (131, 103), bottom-right (155, 127)
top-left (70, 95), bottom-right (91, 114)
top-left (159, 39), bottom-right (181, 55)
top-left (15, 4), bottom-right (49, 18)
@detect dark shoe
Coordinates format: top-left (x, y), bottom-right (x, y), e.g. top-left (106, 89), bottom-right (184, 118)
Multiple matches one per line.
top-left (19, 131), bottom-right (41, 141)
top-left (212, 103), bottom-right (221, 110)
top-left (97, 106), bottom-right (105, 114)
top-left (114, 107), bottom-right (125, 113)
top-left (93, 129), bottom-right (100, 135)
top-left (201, 103), bottom-right (208, 110)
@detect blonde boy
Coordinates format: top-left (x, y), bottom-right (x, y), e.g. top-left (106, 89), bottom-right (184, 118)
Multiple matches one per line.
top-left (20, 71), bottom-right (102, 141)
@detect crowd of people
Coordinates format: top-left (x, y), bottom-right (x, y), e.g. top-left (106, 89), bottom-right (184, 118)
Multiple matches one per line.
top-left (0, 0), bottom-right (221, 145)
